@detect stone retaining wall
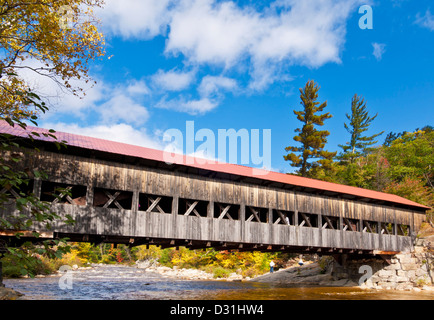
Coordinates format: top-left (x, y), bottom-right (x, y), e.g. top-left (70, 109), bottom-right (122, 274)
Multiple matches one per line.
top-left (333, 245), bottom-right (433, 291)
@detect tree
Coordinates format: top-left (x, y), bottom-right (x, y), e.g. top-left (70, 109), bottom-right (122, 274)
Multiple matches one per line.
top-left (383, 125), bottom-right (433, 147)
top-left (338, 94), bottom-right (384, 163)
top-left (284, 80), bottom-right (336, 177)
top-left (0, 0), bottom-right (105, 123)
top-left (383, 176), bottom-right (433, 209)
top-left (384, 130), bottom-right (434, 190)
top-left (0, 0), bottom-right (105, 278)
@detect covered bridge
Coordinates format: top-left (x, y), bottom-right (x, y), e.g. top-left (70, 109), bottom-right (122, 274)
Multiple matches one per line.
top-left (0, 122), bottom-right (429, 255)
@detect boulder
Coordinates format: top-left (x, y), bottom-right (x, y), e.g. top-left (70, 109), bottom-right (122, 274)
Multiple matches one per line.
top-left (0, 287), bottom-right (23, 300)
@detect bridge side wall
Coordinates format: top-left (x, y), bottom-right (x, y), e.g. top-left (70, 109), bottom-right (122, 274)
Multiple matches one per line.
top-left (1, 150), bottom-right (424, 253)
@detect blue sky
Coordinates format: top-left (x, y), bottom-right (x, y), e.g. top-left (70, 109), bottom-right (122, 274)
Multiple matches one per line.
top-left (37, 0), bottom-right (434, 174)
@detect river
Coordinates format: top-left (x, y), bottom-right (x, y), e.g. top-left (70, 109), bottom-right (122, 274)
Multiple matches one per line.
top-left (3, 264), bottom-right (434, 300)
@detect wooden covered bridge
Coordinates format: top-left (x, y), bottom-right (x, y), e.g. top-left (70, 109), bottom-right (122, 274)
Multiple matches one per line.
top-left (0, 122), bottom-right (429, 256)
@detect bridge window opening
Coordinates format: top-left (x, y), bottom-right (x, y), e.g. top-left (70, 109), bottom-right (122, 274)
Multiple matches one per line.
top-left (179, 198), bottom-right (208, 217)
top-left (246, 206), bottom-right (268, 223)
top-left (298, 212), bottom-right (318, 228)
top-left (380, 222), bottom-right (393, 235)
top-left (139, 193), bottom-right (172, 214)
top-left (343, 218), bottom-right (360, 232)
top-left (40, 181), bottom-right (87, 205)
top-left (93, 188), bottom-right (133, 210)
top-left (272, 209), bottom-right (293, 225)
top-left (214, 202), bottom-right (240, 220)
top-left (1, 179), bottom-right (34, 200)
top-left (397, 224), bottom-right (410, 236)
top-left (321, 215), bottom-right (339, 230)
top-left (362, 220), bottom-right (378, 233)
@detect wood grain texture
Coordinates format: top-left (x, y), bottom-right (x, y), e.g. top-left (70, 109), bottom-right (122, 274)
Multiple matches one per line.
top-left (1, 149), bottom-right (427, 254)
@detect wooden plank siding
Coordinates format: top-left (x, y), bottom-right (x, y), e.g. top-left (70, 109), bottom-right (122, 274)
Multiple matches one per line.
top-left (1, 149), bottom-right (427, 254)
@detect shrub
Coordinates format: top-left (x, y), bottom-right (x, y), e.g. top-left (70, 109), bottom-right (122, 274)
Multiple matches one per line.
top-left (213, 266), bottom-right (231, 279)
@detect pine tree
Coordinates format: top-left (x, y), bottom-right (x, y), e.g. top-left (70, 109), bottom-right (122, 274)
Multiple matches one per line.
top-left (284, 80), bottom-right (336, 177)
top-left (338, 94), bottom-right (384, 163)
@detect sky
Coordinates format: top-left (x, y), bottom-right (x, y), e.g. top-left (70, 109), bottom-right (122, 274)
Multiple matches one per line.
top-left (36, 0), bottom-right (434, 174)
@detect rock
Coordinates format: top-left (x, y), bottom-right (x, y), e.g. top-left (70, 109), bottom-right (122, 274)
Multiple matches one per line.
top-left (415, 269), bottom-right (428, 277)
top-left (395, 253), bottom-right (408, 261)
top-left (396, 270), bottom-right (406, 277)
top-left (378, 270), bottom-right (394, 277)
top-left (136, 259), bottom-right (159, 269)
top-left (377, 282), bottom-right (394, 290)
top-left (396, 283), bottom-right (413, 291)
top-left (401, 263), bottom-right (418, 271)
top-left (406, 270), bottom-right (416, 280)
top-left (384, 263), bottom-right (400, 271)
top-left (396, 276), bottom-right (409, 283)
top-left (0, 287), bottom-right (23, 300)
top-left (335, 272), bottom-right (349, 280)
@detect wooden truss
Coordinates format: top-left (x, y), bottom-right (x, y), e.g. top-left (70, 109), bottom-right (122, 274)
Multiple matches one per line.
top-left (183, 200), bottom-right (200, 217)
top-left (216, 203), bottom-right (232, 220)
top-left (142, 195), bottom-right (165, 214)
top-left (0, 187), bottom-right (20, 199)
top-left (273, 209), bottom-right (290, 225)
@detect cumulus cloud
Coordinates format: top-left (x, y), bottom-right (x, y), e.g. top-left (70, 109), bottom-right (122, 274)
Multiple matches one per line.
top-left (98, 0), bottom-right (361, 92)
top-left (151, 68), bottom-right (196, 91)
top-left (99, 94), bottom-right (149, 126)
top-left (41, 122), bottom-right (163, 150)
top-left (96, 0), bottom-right (172, 39)
top-left (154, 75), bottom-right (237, 115)
top-left (198, 75), bottom-right (238, 98)
top-left (126, 79), bottom-right (151, 96)
top-left (14, 58), bottom-right (106, 118)
top-left (165, 0), bottom-right (263, 68)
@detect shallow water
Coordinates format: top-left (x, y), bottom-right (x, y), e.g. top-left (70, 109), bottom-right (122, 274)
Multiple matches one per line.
top-left (4, 265), bottom-right (434, 300)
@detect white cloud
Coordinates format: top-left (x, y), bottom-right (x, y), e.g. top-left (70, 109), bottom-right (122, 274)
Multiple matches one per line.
top-left (182, 97), bottom-right (218, 114)
top-left (96, 0), bottom-right (172, 39)
top-left (198, 75), bottom-right (238, 98)
top-left (99, 94), bottom-right (149, 126)
top-left (372, 42), bottom-right (386, 61)
top-left (41, 122), bottom-right (163, 150)
top-left (151, 68), bottom-right (196, 91)
top-left (126, 79), bottom-right (150, 96)
top-left (23, 67), bottom-right (152, 127)
top-left (165, 0), bottom-right (263, 68)
top-left (415, 10), bottom-right (434, 31)
top-left (97, 0), bottom-right (362, 92)
top-left (156, 96), bottom-right (218, 115)
top-left (14, 58), bottom-right (107, 118)
top-left (154, 75), bottom-right (236, 115)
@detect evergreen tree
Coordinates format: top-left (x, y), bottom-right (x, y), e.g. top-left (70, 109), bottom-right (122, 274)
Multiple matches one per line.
top-left (338, 94), bottom-right (384, 163)
top-left (383, 131), bottom-right (403, 147)
top-left (284, 80), bottom-right (336, 177)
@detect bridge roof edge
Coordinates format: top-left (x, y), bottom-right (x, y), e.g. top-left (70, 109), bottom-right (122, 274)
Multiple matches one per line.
top-left (1, 121), bottom-right (430, 211)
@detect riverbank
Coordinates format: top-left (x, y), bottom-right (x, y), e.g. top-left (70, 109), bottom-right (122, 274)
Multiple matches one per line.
top-left (136, 258), bottom-right (356, 286)
top-left (135, 259), bottom-right (245, 281)
top-left (2, 250), bottom-right (432, 300)
top-left (0, 286), bottom-right (22, 300)
top-left (137, 255), bottom-right (434, 293)
top-left (2, 259), bottom-right (433, 300)
top-left (250, 260), bottom-right (357, 287)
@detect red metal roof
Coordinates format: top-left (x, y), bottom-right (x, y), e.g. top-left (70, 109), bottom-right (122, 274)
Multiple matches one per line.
top-left (0, 121), bottom-right (430, 211)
